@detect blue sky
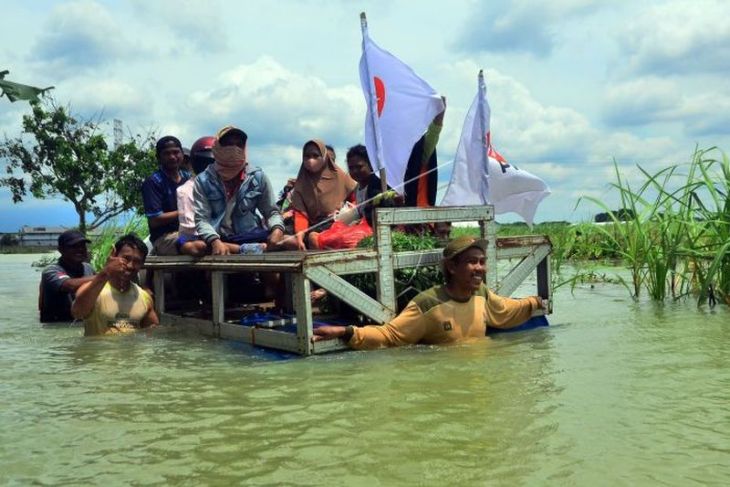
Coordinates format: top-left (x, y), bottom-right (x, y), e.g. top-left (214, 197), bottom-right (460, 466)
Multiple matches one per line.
top-left (1, 0), bottom-right (729, 231)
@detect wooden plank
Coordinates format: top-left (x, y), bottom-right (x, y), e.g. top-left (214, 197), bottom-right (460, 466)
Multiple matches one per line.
top-left (485, 219), bottom-right (498, 290)
top-left (292, 273), bottom-right (313, 356)
top-left (375, 206), bottom-right (494, 225)
top-left (218, 323), bottom-right (301, 353)
top-left (496, 244), bottom-right (551, 296)
top-left (374, 222), bottom-right (396, 313)
top-left (537, 255), bottom-right (552, 313)
top-left (159, 312), bottom-right (217, 337)
top-left (312, 338), bottom-right (350, 354)
top-left (152, 270), bottom-right (165, 315)
top-left (211, 272), bottom-right (225, 332)
top-left (144, 252), bottom-right (307, 272)
top-left (305, 265), bottom-right (394, 324)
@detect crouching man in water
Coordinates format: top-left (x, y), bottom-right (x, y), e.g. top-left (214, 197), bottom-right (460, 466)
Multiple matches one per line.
top-left (72, 234), bottom-right (159, 336)
top-left (314, 236), bottom-right (547, 349)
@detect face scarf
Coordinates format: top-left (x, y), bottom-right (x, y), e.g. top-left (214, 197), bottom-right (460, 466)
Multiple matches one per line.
top-left (212, 141), bottom-right (247, 181)
top-left (291, 139), bottom-right (357, 225)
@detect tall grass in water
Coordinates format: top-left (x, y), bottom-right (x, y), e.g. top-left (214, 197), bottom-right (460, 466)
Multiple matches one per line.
top-left (579, 147), bottom-right (729, 305)
top-left (89, 216), bottom-right (149, 271)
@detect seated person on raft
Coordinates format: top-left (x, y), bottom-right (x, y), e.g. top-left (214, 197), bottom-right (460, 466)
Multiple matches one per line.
top-left (193, 125), bottom-right (285, 255)
top-left (71, 233), bottom-right (159, 336)
top-left (284, 139), bottom-right (357, 250)
top-left (39, 230), bottom-right (95, 323)
top-left (344, 143), bottom-right (404, 227)
top-left (176, 135), bottom-right (215, 257)
top-left (314, 236), bottom-right (546, 349)
top-left (142, 136), bottom-right (191, 256)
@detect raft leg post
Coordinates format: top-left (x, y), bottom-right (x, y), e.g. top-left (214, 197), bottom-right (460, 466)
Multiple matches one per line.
top-left (153, 270), bottom-right (166, 315)
top-left (537, 255), bottom-right (552, 313)
top-left (374, 219), bottom-right (396, 313)
top-left (482, 219), bottom-right (498, 290)
top-left (293, 273), bottom-right (313, 356)
top-left (211, 271), bottom-right (225, 337)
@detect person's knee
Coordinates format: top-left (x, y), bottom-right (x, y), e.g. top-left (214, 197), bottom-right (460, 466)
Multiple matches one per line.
top-left (180, 241), bottom-right (207, 257)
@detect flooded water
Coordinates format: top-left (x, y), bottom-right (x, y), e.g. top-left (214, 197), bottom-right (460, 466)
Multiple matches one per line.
top-left (1, 254), bottom-right (728, 485)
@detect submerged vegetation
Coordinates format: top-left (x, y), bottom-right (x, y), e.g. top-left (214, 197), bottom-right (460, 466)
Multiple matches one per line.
top-left (578, 147), bottom-right (729, 306)
top-left (88, 216), bottom-right (149, 271)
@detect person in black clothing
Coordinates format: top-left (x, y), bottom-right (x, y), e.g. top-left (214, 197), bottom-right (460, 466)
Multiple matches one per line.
top-left (345, 144), bottom-right (402, 226)
top-left (39, 230), bottom-right (95, 322)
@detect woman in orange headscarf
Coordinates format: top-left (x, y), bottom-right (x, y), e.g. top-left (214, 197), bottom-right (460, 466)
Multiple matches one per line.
top-left (287, 139), bottom-right (357, 250)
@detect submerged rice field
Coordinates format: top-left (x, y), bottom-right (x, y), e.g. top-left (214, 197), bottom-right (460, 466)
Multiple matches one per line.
top-left (1, 253), bottom-right (728, 485)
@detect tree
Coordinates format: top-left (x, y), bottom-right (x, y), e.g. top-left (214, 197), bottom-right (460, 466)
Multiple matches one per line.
top-left (0, 233), bottom-right (19, 246)
top-left (0, 99), bottom-right (157, 232)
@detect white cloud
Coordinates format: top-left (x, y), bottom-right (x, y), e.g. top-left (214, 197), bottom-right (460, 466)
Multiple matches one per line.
top-left (130, 0), bottom-right (228, 52)
top-left (30, 0), bottom-right (145, 75)
top-left (67, 80), bottom-right (152, 119)
top-left (618, 0), bottom-right (730, 75)
top-left (456, 0), bottom-right (606, 56)
top-left (187, 56), bottom-right (364, 146)
top-left (602, 77), bottom-right (730, 136)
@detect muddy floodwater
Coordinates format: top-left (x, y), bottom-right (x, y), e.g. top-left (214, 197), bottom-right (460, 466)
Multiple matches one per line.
top-left (1, 254), bottom-right (728, 485)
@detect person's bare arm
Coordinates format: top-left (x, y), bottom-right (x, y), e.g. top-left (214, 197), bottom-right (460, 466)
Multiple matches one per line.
top-left (140, 306), bottom-right (159, 328)
top-left (147, 211), bottom-right (179, 230)
top-left (59, 275), bottom-right (95, 293)
top-left (71, 252), bottom-right (126, 319)
top-left (71, 273), bottom-right (108, 320)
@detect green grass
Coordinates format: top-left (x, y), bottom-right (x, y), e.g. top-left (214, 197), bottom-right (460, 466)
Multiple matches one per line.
top-left (89, 216), bottom-right (149, 271)
top-left (577, 147), bottom-right (729, 305)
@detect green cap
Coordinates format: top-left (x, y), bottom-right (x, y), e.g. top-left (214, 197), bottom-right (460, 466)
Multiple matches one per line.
top-left (442, 236), bottom-right (488, 260)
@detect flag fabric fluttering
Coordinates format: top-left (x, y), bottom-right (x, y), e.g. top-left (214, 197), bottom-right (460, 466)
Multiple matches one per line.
top-left (441, 71), bottom-right (550, 226)
top-left (359, 17), bottom-right (444, 191)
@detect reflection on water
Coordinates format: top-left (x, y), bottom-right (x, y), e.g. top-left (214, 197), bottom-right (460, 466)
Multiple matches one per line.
top-left (1, 254), bottom-right (728, 485)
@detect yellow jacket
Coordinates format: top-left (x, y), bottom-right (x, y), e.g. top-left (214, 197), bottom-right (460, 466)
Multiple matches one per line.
top-left (349, 284), bottom-right (541, 350)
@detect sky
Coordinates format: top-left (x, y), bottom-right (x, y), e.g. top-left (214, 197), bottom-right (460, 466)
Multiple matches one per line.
top-left (1, 0), bottom-right (729, 231)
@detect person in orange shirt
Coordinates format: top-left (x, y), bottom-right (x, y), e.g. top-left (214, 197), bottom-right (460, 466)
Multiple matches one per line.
top-left (285, 139), bottom-right (357, 250)
top-left (314, 236), bottom-right (546, 349)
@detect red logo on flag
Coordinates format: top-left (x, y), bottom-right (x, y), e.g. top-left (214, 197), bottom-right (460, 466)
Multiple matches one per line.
top-left (486, 132), bottom-right (512, 173)
top-left (374, 76), bottom-right (386, 116)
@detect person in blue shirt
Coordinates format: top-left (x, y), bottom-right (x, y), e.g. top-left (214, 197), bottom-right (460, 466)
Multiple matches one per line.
top-left (141, 136), bottom-right (191, 255)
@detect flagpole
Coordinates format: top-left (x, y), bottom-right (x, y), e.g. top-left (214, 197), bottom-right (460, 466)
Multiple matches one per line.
top-left (360, 12), bottom-right (389, 193)
top-left (477, 70), bottom-right (489, 176)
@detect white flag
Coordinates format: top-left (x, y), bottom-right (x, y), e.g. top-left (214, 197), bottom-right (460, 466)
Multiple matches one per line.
top-left (359, 28), bottom-right (444, 190)
top-left (441, 72), bottom-right (550, 226)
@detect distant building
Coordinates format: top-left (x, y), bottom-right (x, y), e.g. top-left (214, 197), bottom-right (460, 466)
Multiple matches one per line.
top-left (17, 226), bottom-right (70, 247)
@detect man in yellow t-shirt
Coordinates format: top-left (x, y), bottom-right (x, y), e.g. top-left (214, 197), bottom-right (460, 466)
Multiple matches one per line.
top-left (314, 236), bottom-right (546, 349)
top-left (72, 234), bottom-right (158, 336)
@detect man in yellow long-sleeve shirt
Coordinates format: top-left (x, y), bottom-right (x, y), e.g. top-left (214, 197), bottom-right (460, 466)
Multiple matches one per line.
top-left (313, 236), bottom-right (546, 349)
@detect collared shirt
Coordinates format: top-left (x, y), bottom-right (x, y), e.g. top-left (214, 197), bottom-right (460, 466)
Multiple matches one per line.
top-left (142, 169), bottom-right (191, 242)
top-left (40, 260), bottom-right (95, 322)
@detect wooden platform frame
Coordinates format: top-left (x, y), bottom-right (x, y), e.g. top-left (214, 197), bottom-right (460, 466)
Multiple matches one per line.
top-left (144, 205), bottom-right (552, 356)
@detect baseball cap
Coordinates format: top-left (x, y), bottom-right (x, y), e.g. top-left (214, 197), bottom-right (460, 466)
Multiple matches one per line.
top-left (58, 230), bottom-right (91, 248)
top-left (442, 236), bottom-right (488, 260)
top-left (216, 125), bottom-right (248, 144)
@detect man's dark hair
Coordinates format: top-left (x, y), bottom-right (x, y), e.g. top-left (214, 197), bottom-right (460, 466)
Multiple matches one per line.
top-left (346, 144), bottom-right (372, 169)
top-left (114, 233), bottom-right (149, 260)
top-left (155, 135), bottom-right (182, 156)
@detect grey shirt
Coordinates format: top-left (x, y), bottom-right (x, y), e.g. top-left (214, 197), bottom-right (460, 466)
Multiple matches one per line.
top-left (40, 260), bottom-right (94, 322)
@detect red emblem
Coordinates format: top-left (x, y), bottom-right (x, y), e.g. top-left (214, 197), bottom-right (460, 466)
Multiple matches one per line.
top-left (374, 76), bottom-right (386, 116)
